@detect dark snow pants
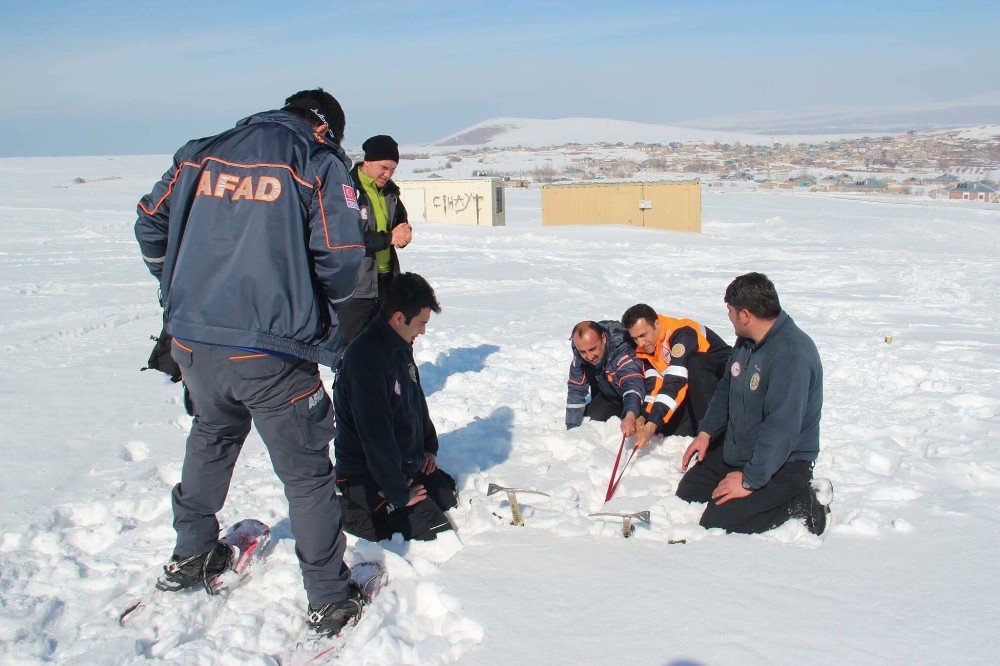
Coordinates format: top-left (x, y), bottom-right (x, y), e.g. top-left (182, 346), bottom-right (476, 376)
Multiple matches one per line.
top-left (169, 340), bottom-right (351, 606)
top-left (583, 379), bottom-right (623, 423)
top-left (337, 469), bottom-right (458, 542)
top-left (675, 444), bottom-right (814, 534)
top-left (656, 351), bottom-right (729, 438)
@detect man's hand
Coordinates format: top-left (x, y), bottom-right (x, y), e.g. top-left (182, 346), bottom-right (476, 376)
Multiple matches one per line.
top-left (711, 471), bottom-right (752, 505)
top-left (620, 412), bottom-right (637, 437)
top-left (420, 452), bottom-right (437, 475)
top-left (634, 421), bottom-right (657, 449)
top-left (681, 432), bottom-right (711, 471)
top-left (391, 222), bottom-right (412, 248)
top-left (405, 484), bottom-right (428, 507)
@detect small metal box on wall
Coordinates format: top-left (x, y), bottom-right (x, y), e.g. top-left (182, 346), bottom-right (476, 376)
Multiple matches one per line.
top-left (540, 180), bottom-right (701, 232)
top-left (396, 178), bottom-right (506, 226)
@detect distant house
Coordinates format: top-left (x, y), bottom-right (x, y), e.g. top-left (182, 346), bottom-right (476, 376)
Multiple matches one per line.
top-left (948, 182), bottom-right (998, 203)
top-left (928, 173), bottom-right (960, 186)
top-left (852, 178), bottom-right (888, 192)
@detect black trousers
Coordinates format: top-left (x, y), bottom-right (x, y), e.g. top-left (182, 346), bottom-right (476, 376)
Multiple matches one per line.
top-left (656, 351), bottom-right (728, 438)
top-left (338, 273), bottom-right (392, 346)
top-left (337, 469), bottom-right (458, 541)
top-left (584, 378), bottom-right (624, 423)
top-left (675, 444), bottom-right (813, 534)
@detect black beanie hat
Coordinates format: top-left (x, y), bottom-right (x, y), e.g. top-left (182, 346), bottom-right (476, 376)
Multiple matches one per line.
top-left (362, 135), bottom-right (400, 163)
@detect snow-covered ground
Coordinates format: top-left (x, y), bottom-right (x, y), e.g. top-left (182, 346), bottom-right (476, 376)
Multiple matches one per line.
top-left (1, 155), bottom-right (998, 664)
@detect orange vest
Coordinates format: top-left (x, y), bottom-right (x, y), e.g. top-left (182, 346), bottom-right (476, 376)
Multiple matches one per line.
top-left (635, 314), bottom-right (710, 423)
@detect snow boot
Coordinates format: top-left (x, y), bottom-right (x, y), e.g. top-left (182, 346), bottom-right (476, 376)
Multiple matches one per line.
top-left (805, 483), bottom-right (832, 536)
top-left (306, 582), bottom-right (365, 637)
top-left (155, 541), bottom-right (232, 592)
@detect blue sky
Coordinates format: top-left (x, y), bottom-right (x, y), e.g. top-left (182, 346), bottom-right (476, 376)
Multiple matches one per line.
top-left (0, 0), bottom-right (997, 156)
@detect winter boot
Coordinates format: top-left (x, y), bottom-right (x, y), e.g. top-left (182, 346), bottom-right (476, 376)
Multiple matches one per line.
top-left (804, 484), bottom-right (832, 536)
top-left (306, 582), bottom-right (365, 637)
top-left (156, 541), bottom-right (232, 592)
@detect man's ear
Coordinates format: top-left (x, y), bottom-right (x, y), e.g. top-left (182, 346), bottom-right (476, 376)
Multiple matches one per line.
top-left (390, 311), bottom-right (405, 327)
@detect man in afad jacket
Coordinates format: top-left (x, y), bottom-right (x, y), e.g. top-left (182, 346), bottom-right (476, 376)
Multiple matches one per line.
top-left (622, 304), bottom-right (732, 448)
top-left (135, 89), bottom-right (365, 637)
top-left (677, 272), bottom-right (830, 535)
top-left (565, 320), bottom-right (645, 437)
top-left (334, 273), bottom-right (458, 541)
top-left (337, 134), bottom-right (413, 344)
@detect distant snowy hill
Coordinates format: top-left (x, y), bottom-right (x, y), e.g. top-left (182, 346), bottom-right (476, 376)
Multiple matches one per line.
top-left (427, 117), bottom-right (861, 149)
top-left (950, 124), bottom-right (1000, 141)
top-left (428, 96), bottom-right (1000, 150)
top-left (684, 96), bottom-right (1000, 135)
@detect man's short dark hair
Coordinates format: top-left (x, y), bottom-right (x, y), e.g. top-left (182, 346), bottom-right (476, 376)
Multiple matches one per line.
top-left (570, 320), bottom-right (604, 340)
top-left (380, 273), bottom-right (441, 324)
top-left (724, 272), bottom-right (781, 319)
top-left (283, 88), bottom-right (346, 143)
top-left (621, 304), bottom-right (657, 330)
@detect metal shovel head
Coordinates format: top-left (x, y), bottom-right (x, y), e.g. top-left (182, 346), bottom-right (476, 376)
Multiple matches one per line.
top-left (487, 483), bottom-right (550, 497)
top-left (589, 510), bottom-right (651, 524)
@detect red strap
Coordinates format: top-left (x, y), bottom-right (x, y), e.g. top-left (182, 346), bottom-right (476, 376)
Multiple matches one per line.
top-left (604, 435), bottom-right (640, 502)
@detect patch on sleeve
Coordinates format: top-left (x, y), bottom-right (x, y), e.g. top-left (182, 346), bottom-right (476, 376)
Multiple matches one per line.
top-left (731, 361), bottom-right (741, 377)
top-left (393, 379), bottom-right (402, 396)
top-left (670, 343), bottom-right (686, 358)
top-left (342, 184), bottom-right (360, 210)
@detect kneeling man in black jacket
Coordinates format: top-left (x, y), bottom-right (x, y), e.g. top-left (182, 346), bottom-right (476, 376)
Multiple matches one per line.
top-left (334, 273), bottom-right (458, 541)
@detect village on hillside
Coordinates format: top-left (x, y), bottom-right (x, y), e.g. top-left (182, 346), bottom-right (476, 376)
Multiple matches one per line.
top-left (379, 125), bottom-right (1000, 203)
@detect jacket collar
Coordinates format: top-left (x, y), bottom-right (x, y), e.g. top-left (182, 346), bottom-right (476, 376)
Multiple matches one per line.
top-left (371, 314), bottom-right (411, 351)
top-left (236, 110), bottom-right (352, 168)
top-left (752, 311), bottom-right (790, 350)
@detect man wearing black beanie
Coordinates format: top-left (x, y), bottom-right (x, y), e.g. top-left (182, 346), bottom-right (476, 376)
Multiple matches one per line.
top-left (338, 134), bottom-right (413, 344)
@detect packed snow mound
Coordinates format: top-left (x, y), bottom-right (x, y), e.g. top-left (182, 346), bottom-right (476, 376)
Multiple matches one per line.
top-left (428, 116), bottom-right (859, 148)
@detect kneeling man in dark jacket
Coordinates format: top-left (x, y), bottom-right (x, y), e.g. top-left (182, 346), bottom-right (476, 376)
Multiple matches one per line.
top-left (334, 273), bottom-right (458, 541)
top-left (677, 273), bottom-right (830, 535)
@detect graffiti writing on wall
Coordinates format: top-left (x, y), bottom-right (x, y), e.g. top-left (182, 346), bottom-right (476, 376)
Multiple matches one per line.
top-left (431, 193), bottom-right (483, 216)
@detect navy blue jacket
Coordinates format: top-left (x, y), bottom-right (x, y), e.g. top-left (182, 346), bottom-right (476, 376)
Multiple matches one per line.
top-left (698, 312), bottom-right (823, 489)
top-left (333, 315), bottom-right (438, 509)
top-left (566, 320), bottom-right (645, 428)
top-left (135, 110), bottom-right (364, 367)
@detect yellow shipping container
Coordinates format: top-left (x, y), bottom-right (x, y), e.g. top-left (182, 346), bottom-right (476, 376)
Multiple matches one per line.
top-left (541, 181), bottom-right (701, 232)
